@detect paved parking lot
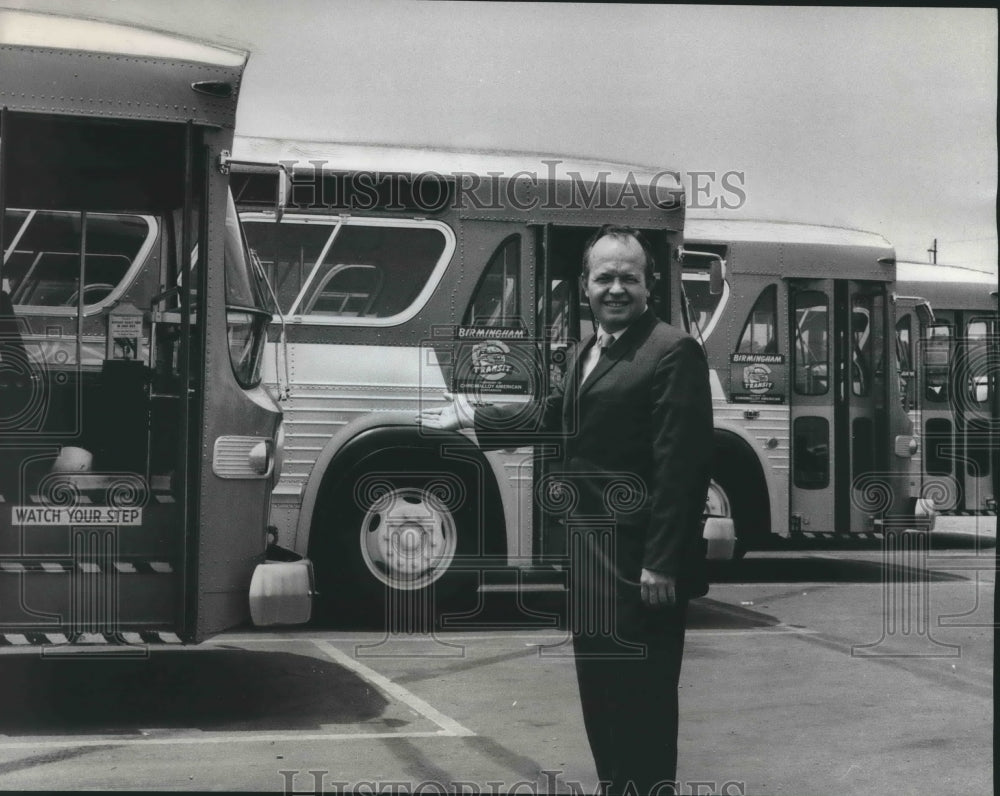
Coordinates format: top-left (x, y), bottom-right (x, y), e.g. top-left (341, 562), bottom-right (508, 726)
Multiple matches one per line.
top-left (0, 518), bottom-right (993, 794)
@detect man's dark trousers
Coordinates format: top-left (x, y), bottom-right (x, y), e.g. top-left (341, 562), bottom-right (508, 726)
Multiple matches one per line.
top-left (569, 526), bottom-right (688, 796)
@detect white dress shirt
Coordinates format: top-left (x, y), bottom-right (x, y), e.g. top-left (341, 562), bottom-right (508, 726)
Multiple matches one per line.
top-left (580, 328), bottom-right (616, 383)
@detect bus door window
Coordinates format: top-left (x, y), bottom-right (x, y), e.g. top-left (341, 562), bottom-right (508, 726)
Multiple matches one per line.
top-left (850, 290), bottom-right (886, 485)
top-left (966, 319), bottom-right (991, 406)
top-left (924, 322), bottom-right (951, 403)
top-left (851, 295), bottom-right (872, 397)
top-left (790, 286), bottom-right (831, 519)
top-left (793, 290), bottom-right (829, 395)
top-left (538, 226), bottom-right (596, 389)
top-left (964, 317), bottom-right (993, 485)
top-left (895, 314), bottom-right (914, 412)
top-left (793, 416), bottom-right (830, 489)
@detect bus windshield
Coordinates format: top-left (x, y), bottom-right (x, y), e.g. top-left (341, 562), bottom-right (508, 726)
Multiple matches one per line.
top-left (223, 193), bottom-right (272, 388)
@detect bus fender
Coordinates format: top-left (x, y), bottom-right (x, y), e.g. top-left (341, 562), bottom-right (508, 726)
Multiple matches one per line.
top-left (296, 411), bottom-right (505, 554)
top-left (710, 427), bottom-right (773, 546)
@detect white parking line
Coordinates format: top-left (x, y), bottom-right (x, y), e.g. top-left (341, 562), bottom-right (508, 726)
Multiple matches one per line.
top-left (310, 639), bottom-right (475, 737)
top-left (0, 638), bottom-right (476, 751)
top-left (0, 730), bottom-right (456, 751)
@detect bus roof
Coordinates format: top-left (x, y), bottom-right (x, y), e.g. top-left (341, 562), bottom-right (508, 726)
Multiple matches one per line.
top-left (896, 260), bottom-right (998, 311)
top-left (897, 260), bottom-right (998, 285)
top-left (232, 136), bottom-right (686, 228)
top-left (685, 217), bottom-right (892, 250)
top-left (0, 9), bottom-right (245, 66)
top-left (0, 10), bottom-right (247, 128)
top-left (683, 217), bottom-right (895, 281)
top-left (232, 135), bottom-right (683, 190)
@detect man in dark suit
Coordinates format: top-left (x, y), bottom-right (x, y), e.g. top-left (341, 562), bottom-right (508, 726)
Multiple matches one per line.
top-left (421, 226), bottom-right (713, 795)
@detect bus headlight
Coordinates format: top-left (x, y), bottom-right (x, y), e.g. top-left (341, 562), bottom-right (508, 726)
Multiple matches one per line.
top-left (248, 441), bottom-right (272, 475)
top-left (213, 436), bottom-right (273, 479)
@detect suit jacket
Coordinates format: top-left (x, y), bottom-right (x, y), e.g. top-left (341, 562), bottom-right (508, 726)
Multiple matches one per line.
top-left (475, 310), bottom-right (713, 599)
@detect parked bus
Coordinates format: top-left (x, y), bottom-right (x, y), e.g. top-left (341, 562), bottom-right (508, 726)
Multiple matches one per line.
top-left (895, 261), bottom-right (998, 513)
top-left (680, 218), bottom-right (934, 550)
top-left (0, 11), bottom-right (310, 645)
top-left (230, 136), bottom-right (728, 623)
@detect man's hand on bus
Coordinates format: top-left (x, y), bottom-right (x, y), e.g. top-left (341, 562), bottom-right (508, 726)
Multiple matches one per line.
top-left (417, 392), bottom-right (473, 431)
top-left (640, 568), bottom-right (677, 607)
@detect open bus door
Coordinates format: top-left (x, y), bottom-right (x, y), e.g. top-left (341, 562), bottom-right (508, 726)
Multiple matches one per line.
top-left (788, 278), bottom-right (896, 533)
top-left (893, 297), bottom-right (936, 521)
top-left (0, 12), bottom-right (304, 644)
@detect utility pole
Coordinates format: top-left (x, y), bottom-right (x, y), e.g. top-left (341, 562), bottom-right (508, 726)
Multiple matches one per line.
top-left (927, 238), bottom-right (938, 264)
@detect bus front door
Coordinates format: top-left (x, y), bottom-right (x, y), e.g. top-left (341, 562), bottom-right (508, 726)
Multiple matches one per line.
top-left (789, 279), bottom-right (890, 533)
top-left (921, 311), bottom-right (998, 512)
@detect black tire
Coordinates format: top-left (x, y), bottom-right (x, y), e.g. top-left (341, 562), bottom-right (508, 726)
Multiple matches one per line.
top-left (709, 446), bottom-right (770, 558)
top-left (310, 449), bottom-right (501, 629)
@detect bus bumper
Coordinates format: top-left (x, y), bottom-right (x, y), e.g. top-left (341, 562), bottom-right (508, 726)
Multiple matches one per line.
top-left (914, 498), bottom-right (937, 532)
top-left (703, 516), bottom-right (737, 560)
top-left (249, 554), bottom-right (314, 626)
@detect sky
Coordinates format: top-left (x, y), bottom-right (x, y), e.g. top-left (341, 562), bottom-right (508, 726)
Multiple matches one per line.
top-left (5, 1), bottom-right (998, 274)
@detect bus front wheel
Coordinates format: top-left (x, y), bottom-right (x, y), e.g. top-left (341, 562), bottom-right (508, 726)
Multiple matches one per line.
top-left (311, 451), bottom-right (489, 627)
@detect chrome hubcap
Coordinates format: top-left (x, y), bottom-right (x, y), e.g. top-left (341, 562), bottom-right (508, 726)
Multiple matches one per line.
top-left (360, 487), bottom-right (457, 590)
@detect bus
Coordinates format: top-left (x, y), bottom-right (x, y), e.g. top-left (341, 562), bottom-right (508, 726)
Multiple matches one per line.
top-left (230, 136), bottom-right (725, 624)
top-left (894, 260), bottom-right (998, 514)
top-left (0, 11), bottom-right (310, 645)
top-left (680, 218), bottom-right (935, 550)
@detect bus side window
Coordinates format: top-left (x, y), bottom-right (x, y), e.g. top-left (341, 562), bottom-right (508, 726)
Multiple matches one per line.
top-left (302, 224), bottom-right (446, 320)
top-left (464, 234), bottom-right (521, 328)
top-left (241, 219), bottom-right (332, 315)
top-left (924, 322), bottom-right (951, 403)
top-left (306, 264), bottom-right (382, 316)
top-left (793, 289), bottom-right (829, 395)
top-left (737, 284), bottom-right (778, 354)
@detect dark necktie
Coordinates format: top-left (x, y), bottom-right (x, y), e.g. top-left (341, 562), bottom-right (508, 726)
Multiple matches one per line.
top-left (582, 332), bottom-right (612, 383)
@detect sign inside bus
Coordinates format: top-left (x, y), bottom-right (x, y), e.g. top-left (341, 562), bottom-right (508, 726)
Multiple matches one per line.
top-left (729, 353), bottom-right (787, 404)
top-left (452, 327), bottom-right (533, 396)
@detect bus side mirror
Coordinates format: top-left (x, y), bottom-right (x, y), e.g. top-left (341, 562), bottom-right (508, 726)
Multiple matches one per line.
top-left (915, 301), bottom-right (934, 327)
top-left (709, 257), bottom-right (726, 296)
top-left (680, 247), bottom-right (726, 296)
